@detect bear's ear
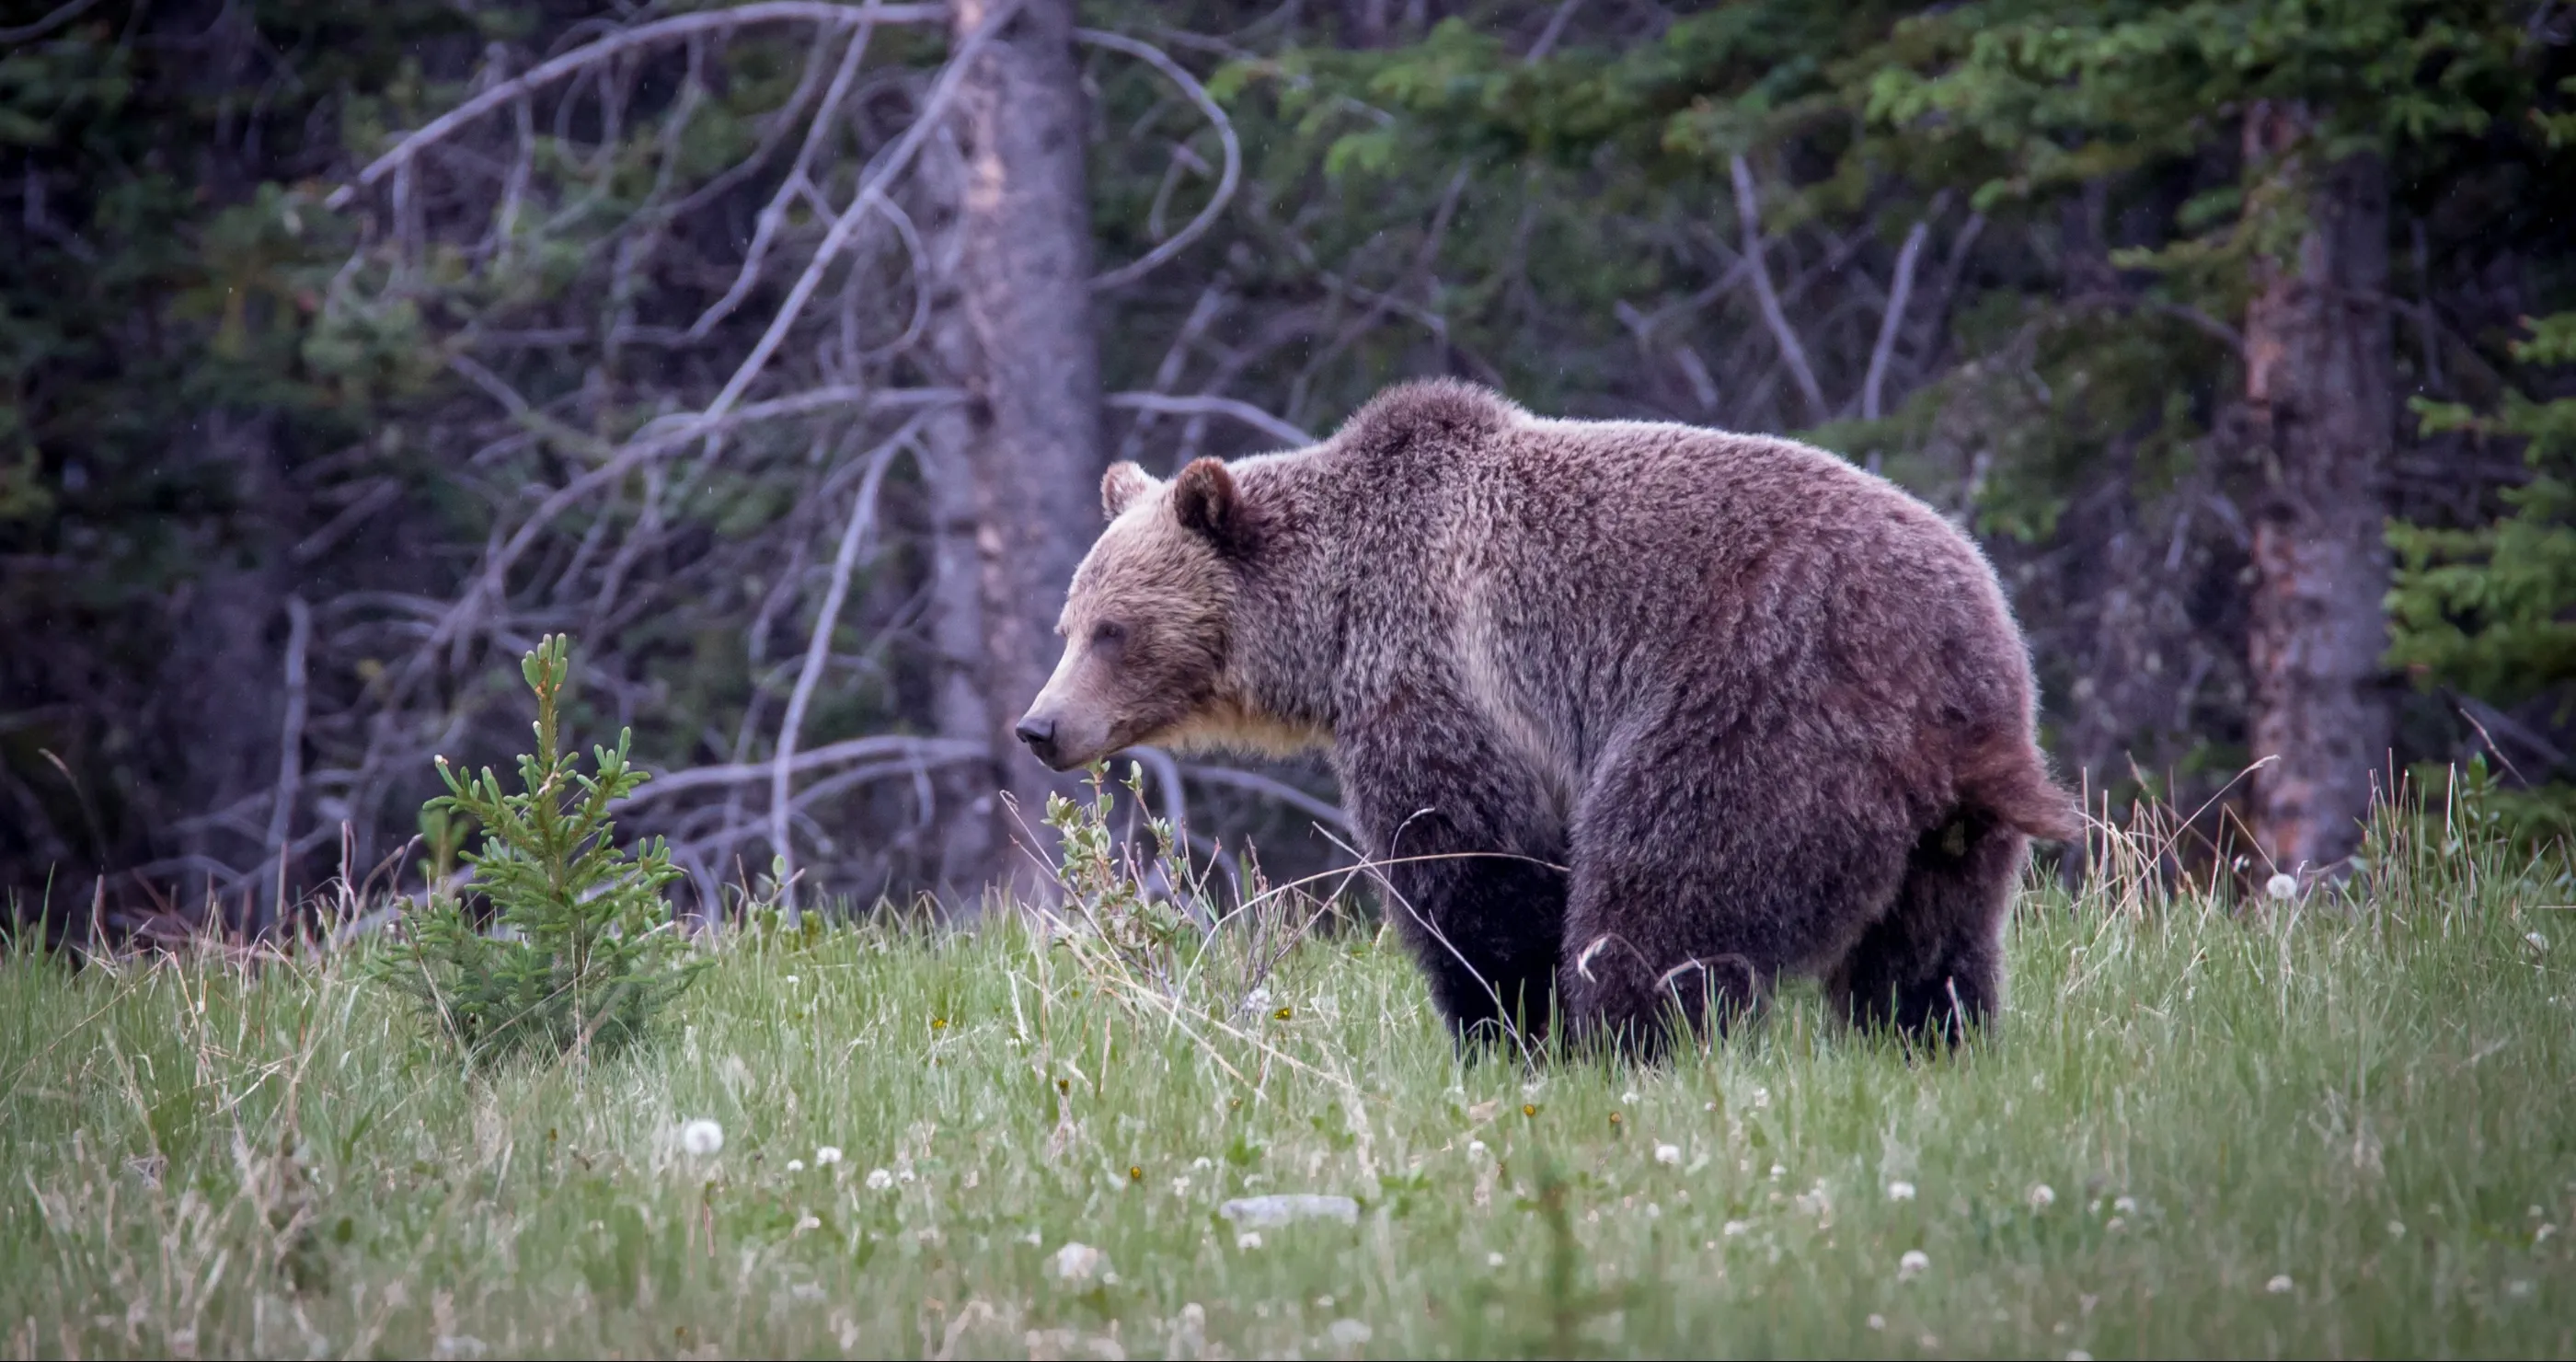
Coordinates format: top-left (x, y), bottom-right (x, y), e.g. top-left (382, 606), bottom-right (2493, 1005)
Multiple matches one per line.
top-left (1171, 456), bottom-right (1259, 557)
top-left (1101, 462), bottom-right (1158, 520)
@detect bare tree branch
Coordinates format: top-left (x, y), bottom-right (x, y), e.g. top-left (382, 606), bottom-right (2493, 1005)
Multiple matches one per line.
top-left (0, 0), bottom-right (103, 46)
top-left (1178, 762), bottom-right (1351, 833)
top-left (1729, 154), bottom-right (1828, 426)
top-left (1078, 29), bottom-right (1243, 292)
top-left (769, 430), bottom-right (911, 906)
top-left (1861, 219), bottom-right (1929, 422)
top-left (630, 735), bottom-right (988, 804)
top-left (1107, 391), bottom-right (1314, 447)
top-left (326, 2), bottom-right (948, 210)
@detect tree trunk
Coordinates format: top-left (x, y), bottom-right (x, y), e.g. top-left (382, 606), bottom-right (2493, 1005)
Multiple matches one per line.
top-left (947, 0), bottom-right (1105, 905)
top-left (2240, 100), bottom-right (2396, 875)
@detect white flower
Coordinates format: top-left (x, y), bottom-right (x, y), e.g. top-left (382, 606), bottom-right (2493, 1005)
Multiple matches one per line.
top-left (1487, 1252), bottom-right (1506, 1267)
top-left (1655, 1144), bottom-right (1682, 1167)
top-left (1769, 1163), bottom-right (1787, 1180)
top-left (1327, 1320), bottom-right (1373, 1348)
top-left (1887, 1181), bottom-right (1917, 1202)
top-left (814, 1146), bottom-right (844, 1166)
top-left (2266, 871), bottom-right (2299, 901)
top-left (1722, 1220), bottom-right (1750, 1238)
top-left (1171, 1178), bottom-right (1190, 1196)
top-left (2265, 1275), bottom-right (2293, 1295)
top-left (786, 1159), bottom-right (805, 1172)
top-left (1899, 1250), bottom-right (1930, 1281)
top-left (865, 1168), bottom-right (894, 1191)
top-left (1048, 1241), bottom-right (1109, 1285)
top-left (2112, 1195), bottom-right (2136, 1215)
top-left (783, 975), bottom-right (799, 985)
top-left (1467, 1139), bottom-right (1487, 1157)
top-left (898, 1169), bottom-right (916, 1183)
top-left (1236, 1230), bottom-right (1263, 1250)
top-left (680, 1119), bottom-right (724, 1157)
top-left (1620, 1090), bottom-right (1640, 1105)
top-left (2027, 1183), bottom-right (2057, 1210)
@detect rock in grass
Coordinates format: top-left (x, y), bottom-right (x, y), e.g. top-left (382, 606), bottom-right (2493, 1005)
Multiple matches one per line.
top-left (1219, 1194), bottom-right (1359, 1228)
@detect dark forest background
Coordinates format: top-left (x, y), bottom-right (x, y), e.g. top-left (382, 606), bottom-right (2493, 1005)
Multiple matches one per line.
top-left (4, 0), bottom-right (2571, 934)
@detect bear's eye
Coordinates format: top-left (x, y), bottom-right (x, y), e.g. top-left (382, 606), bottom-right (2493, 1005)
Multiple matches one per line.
top-left (1091, 620), bottom-right (1128, 650)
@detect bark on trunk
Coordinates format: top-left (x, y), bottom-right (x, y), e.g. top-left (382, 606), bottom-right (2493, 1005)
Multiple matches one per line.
top-left (947, 0), bottom-right (1105, 904)
top-left (2240, 100), bottom-right (2396, 875)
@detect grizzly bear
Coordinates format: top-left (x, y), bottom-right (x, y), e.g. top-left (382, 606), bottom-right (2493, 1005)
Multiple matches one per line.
top-left (1015, 379), bottom-right (2078, 1054)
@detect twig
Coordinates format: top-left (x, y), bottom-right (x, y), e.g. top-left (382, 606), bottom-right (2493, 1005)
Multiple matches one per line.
top-left (770, 433), bottom-right (911, 908)
top-left (324, 2), bottom-right (948, 210)
top-left (1105, 391), bottom-right (1314, 447)
top-left (1861, 219), bottom-right (1929, 422)
top-left (1078, 29), bottom-right (1243, 292)
top-left (1729, 154), bottom-right (1827, 426)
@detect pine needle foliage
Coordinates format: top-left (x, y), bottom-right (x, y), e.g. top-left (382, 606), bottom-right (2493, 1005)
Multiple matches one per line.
top-left (373, 635), bottom-right (700, 1066)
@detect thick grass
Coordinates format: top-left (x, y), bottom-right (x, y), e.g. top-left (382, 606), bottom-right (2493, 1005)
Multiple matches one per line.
top-left (4, 847), bottom-right (2572, 1358)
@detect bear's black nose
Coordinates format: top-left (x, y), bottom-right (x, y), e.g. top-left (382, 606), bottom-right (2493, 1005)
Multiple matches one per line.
top-left (1014, 716), bottom-right (1056, 753)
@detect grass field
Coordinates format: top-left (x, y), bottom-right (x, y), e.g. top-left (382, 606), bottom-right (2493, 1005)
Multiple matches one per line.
top-left (5, 815), bottom-right (2573, 1359)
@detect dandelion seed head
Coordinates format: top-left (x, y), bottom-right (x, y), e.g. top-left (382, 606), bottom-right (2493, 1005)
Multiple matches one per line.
top-left (2524, 930), bottom-right (2548, 953)
top-left (1887, 1180), bottom-right (1917, 1201)
top-left (680, 1119), bottom-right (724, 1158)
top-left (2027, 1183), bottom-right (2057, 1210)
top-left (1488, 1252), bottom-right (1507, 1267)
top-left (1770, 1163), bottom-right (1787, 1180)
top-left (1899, 1249), bottom-right (1930, 1281)
top-left (786, 1159), bottom-right (805, 1172)
top-left (814, 1146), bottom-right (843, 1166)
top-left (865, 1168), bottom-right (894, 1191)
top-left (1723, 1220), bottom-right (1750, 1238)
top-left (2067, 1351), bottom-right (2094, 1361)
top-left (1467, 1139), bottom-right (1487, 1156)
top-left (2112, 1195), bottom-right (2136, 1214)
top-left (1867, 1314), bottom-right (1886, 1331)
top-left (898, 1169), bottom-right (915, 1183)
top-left (1655, 1143), bottom-right (1682, 1166)
top-left (1048, 1241), bottom-right (1109, 1285)
top-left (1236, 1230), bottom-right (1263, 1250)
top-left (2508, 1279), bottom-right (2536, 1299)
top-left (1621, 1090), bottom-right (1639, 1104)
top-left (2387, 1219), bottom-right (2405, 1238)
top-left (1327, 1320), bottom-right (1372, 1348)
top-left (2265, 1275), bottom-right (2293, 1295)
top-left (2266, 871), bottom-right (2299, 901)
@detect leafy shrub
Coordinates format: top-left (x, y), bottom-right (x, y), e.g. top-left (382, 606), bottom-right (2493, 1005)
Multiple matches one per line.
top-left (373, 636), bottom-right (700, 1065)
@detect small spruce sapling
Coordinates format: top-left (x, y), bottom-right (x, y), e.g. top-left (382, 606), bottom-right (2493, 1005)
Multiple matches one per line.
top-left (374, 635), bottom-right (700, 1065)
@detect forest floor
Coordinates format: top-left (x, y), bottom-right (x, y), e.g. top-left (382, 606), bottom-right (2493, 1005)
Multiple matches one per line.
top-left (4, 848), bottom-right (2572, 1358)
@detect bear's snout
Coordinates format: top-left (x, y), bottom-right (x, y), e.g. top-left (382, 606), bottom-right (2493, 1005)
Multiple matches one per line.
top-left (1013, 713), bottom-right (1062, 767)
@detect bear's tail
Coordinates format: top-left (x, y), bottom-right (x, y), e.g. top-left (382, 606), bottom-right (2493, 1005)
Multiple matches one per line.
top-left (1960, 738), bottom-right (2085, 843)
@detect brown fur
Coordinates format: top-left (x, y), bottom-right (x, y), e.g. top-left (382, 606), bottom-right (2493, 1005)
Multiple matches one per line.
top-left (1021, 379), bottom-right (2079, 1054)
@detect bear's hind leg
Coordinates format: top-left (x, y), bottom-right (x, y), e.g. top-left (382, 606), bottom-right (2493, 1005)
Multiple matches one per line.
top-left (1828, 811), bottom-right (2025, 1045)
top-left (1557, 736), bottom-right (1913, 1060)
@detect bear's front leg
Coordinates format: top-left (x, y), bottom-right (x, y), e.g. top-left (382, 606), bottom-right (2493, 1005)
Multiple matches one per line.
top-left (1335, 706), bottom-right (1569, 1050)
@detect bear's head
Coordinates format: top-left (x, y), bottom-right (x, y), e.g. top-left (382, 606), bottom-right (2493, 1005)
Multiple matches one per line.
top-left (1014, 456), bottom-right (1267, 771)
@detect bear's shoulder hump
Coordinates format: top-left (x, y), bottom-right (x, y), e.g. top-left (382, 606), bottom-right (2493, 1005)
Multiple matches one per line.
top-left (1332, 378), bottom-right (1520, 464)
